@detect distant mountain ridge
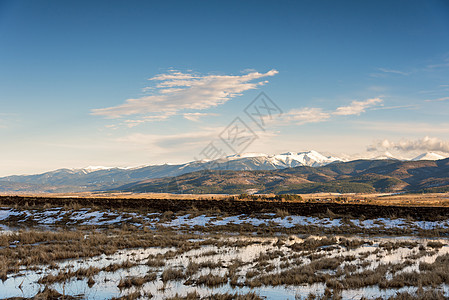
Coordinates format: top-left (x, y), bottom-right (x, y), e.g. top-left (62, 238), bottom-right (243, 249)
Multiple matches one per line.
top-left (0, 150), bottom-right (448, 193)
top-left (0, 151), bottom-right (341, 192)
top-left (118, 158), bottom-right (449, 195)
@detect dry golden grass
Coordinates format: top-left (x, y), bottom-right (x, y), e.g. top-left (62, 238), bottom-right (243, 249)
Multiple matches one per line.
top-left (117, 273), bottom-right (157, 289)
top-left (0, 191), bottom-right (231, 200)
top-left (2, 227), bottom-right (449, 299)
top-left (166, 291), bottom-right (263, 300)
top-left (0, 228), bottom-right (214, 276)
top-left (3, 191), bottom-right (449, 207)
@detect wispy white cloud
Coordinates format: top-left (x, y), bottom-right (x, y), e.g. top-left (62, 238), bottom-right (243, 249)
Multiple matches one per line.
top-left (372, 58), bottom-right (449, 78)
top-left (367, 136), bottom-right (449, 153)
top-left (333, 98), bottom-right (383, 116)
top-left (124, 114), bottom-right (175, 128)
top-left (370, 104), bottom-right (417, 111)
top-left (423, 56), bottom-right (449, 70)
top-left (91, 69), bottom-right (278, 119)
top-left (370, 68), bottom-right (410, 78)
top-left (122, 112), bottom-right (219, 127)
top-left (282, 108), bottom-right (330, 125)
top-left (377, 68), bottom-right (410, 76)
top-left (425, 96), bottom-right (449, 102)
top-left (104, 124), bottom-right (118, 130)
top-left (426, 62), bottom-right (449, 69)
top-left (274, 97), bottom-right (383, 126)
top-left (183, 112), bottom-right (219, 122)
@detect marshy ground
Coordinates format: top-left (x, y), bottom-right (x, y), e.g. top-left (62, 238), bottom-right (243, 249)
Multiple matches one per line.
top-left (1, 196), bottom-right (449, 299)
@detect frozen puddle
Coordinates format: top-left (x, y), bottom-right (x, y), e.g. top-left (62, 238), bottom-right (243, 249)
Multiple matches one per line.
top-left (1, 235), bottom-right (449, 299)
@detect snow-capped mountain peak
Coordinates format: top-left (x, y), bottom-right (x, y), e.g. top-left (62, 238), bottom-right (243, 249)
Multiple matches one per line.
top-left (83, 166), bottom-right (115, 172)
top-left (371, 151), bottom-right (399, 160)
top-left (226, 153), bottom-right (268, 160)
top-left (412, 152), bottom-right (448, 161)
top-left (223, 150), bottom-right (341, 168)
top-left (273, 150), bottom-right (340, 167)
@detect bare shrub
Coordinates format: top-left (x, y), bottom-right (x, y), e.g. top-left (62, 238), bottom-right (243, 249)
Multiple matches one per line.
top-left (161, 268), bottom-right (186, 282)
top-left (275, 209), bottom-right (290, 218)
top-left (427, 241), bottom-right (444, 248)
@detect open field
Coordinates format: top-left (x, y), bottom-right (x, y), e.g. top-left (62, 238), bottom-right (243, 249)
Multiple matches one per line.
top-left (2, 194), bottom-right (449, 221)
top-left (2, 192), bottom-right (449, 206)
top-left (1, 194), bottom-right (449, 299)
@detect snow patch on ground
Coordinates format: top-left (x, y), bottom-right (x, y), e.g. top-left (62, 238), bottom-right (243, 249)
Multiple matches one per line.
top-left (0, 207), bottom-right (449, 233)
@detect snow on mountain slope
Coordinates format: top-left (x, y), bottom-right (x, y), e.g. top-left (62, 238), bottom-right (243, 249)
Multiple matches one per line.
top-left (82, 166), bottom-right (139, 173)
top-left (412, 152), bottom-right (449, 161)
top-left (272, 150), bottom-right (341, 167)
top-left (83, 166), bottom-right (117, 173)
top-left (371, 151), bottom-right (399, 160)
top-left (223, 150), bottom-right (341, 168)
top-left (226, 153), bottom-right (268, 160)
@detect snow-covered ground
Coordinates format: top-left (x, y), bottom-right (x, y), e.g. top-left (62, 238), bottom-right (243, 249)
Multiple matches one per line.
top-left (0, 207), bottom-right (448, 234)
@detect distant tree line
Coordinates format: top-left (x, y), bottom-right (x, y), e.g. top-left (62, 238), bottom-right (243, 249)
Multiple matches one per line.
top-left (236, 193), bottom-right (303, 201)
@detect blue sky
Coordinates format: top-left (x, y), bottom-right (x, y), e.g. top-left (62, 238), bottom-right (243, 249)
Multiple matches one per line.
top-left (1, 0), bottom-right (449, 175)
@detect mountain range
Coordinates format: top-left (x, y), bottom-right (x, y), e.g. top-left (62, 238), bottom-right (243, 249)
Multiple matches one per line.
top-left (117, 157), bottom-right (449, 195)
top-left (0, 150), bottom-right (448, 193)
top-left (0, 151), bottom-right (340, 192)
